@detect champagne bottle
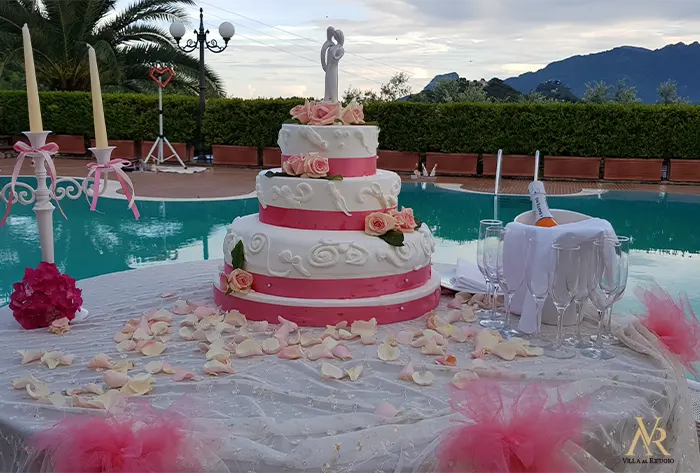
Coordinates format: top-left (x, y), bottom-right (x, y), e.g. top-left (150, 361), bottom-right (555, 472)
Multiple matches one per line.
top-left (528, 181), bottom-right (558, 227)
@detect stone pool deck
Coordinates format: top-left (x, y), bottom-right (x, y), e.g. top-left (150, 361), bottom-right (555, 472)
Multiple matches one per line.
top-left (4, 158), bottom-right (700, 199)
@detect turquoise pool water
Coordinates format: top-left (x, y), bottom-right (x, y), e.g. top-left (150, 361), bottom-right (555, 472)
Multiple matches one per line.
top-left (1, 178), bottom-right (699, 317)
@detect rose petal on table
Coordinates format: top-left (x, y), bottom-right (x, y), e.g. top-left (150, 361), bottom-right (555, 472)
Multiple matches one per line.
top-left (72, 395), bottom-right (97, 409)
top-left (395, 331), bottom-right (415, 345)
top-left (93, 389), bottom-right (125, 410)
top-left (470, 359), bottom-right (527, 380)
top-left (159, 291), bottom-right (177, 298)
top-left (172, 369), bottom-right (199, 382)
top-left (112, 360), bottom-right (135, 373)
top-left (178, 327), bottom-right (195, 341)
top-left (350, 318), bottom-right (377, 337)
top-left (360, 335), bottom-right (376, 345)
top-left (411, 336), bottom-right (429, 348)
top-left (399, 360), bottom-right (415, 381)
top-left (171, 300), bottom-right (192, 315)
top-left (472, 330), bottom-right (502, 358)
top-left (274, 324), bottom-right (291, 342)
top-left (232, 333), bottom-right (249, 344)
top-left (120, 323), bottom-right (137, 334)
top-left (262, 338), bottom-right (281, 355)
top-left (489, 342), bottom-right (519, 361)
top-left (206, 346), bottom-right (231, 363)
top-left (346, 364), bottom-right (363, 381)
top-left (236, 339), bottom-right (263, 358)
top-left (48, 317), bottom-right (71, 334)
top-left (145, 360), bottom-right (164, 374)
top-left (322, 337), bottom-right (339, 350)
top-left (18, 350), bottom-right (44, 365)
top-left (277, 345), bottom-right (304, 360)
top-left (150, 321), bottom-right (170, 336)
top-left (300, 332), bottom-right (323, 347)
top-left (278, 316), bottom-right (299, 331)
top-left (13, 373), bottom-right (45, 390)
top-left (320, 363), bottom-right (345, 380)
top-left (446, 307), bottom-right (461, 322)
top-left (338, 329), bottom-right (357, 341)
top-left (461, 305), bottom-right (477, 323)
top-left (421, 339), bottom-right (446, 356)
top-left (180, 314), bottom-right (199, 327)
top-left (191, 330), bottom-right (208, 342)
top-left (332, 345), bottom-right (352, 361)
top-left (287, 331), bottom-right (301, 345)
top-left (335, 321), bottom-right (348, 330)
top-left (132, 327), bottom-right (153, 342)
top-left (206, 331), bottom-right (222, 343)
top-left (41, 351), bottom-right (73, 369)
top-left (88, 353), bottom-right (114, 370)
top-left (194, 306), bottom-right (217, 319)
top-left (449, 328), bottom-right (468, 343)
top-left (114, 331), bottom-right (132, 343)
top-left (38, 392), bottom-right (67, 407)
top-left (374, 402), bottom-right (399, 419)
top-left (116, 340), bottom-right (137, 353)
top-left (139, 341), bottom-right (166, 357)
top-left (462, 326), bottom-right (480, 339)
top-left (321, 326), bottom-right (340, 340)
top-left (306, 344), bottom-right (334, 361)
top-left (215, 322), bottom-right (236, 334)
top-left (422, 329), bottom-right (447, 345)
top-left (104, 370), bottom-right (129, 388)
top-left (447, 297), bottom-right (463, 309)
top-left (203, 360), bottom-right (236, 376)
top-left (412, 371), bottom-right (435, 386)
top-left (67, 383), bottom-right (105, 396)
top-left (436, 324), bottom-right (457, 338)
top-left (451, 370), bottom-right (479, 389)
top-left (435, 355), bottom-right (457, 366)
top-left (121, 373), bottom-right (155, 396)
top-left (249, 321), bottom-right (269, 333)
top-left (377, 343), bottom-right (400, 361)
top-left (224, 310), bottom-right (247, 327)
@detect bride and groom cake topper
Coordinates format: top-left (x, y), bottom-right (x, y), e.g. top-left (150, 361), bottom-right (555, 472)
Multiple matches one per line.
top-left (321, 26), bottom-right (344, 103)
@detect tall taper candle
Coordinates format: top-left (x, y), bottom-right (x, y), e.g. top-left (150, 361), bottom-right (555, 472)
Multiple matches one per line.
top-left (22, 24), bottom-right (42, 133)
top-left (87, 45), bottom-right (108, 149)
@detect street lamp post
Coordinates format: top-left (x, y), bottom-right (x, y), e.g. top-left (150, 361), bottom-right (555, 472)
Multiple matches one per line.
top-left (170, 8), bottom-right (234, 163)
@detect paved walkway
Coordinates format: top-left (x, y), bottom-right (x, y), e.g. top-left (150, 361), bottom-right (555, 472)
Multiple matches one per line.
top-left (3, 158), bottom-right (700, 199)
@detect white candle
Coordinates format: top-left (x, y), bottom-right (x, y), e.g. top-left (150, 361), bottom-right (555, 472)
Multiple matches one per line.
top-left (22, 24), bottom-right (42, 133)
top-left (87, 45), bottom-right (108, 149)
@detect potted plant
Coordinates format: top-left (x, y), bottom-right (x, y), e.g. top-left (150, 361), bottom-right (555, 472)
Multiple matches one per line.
top-left (669, 158), bottom-right (700, 183)
top-left (544, 156), bottom-right (601, 180)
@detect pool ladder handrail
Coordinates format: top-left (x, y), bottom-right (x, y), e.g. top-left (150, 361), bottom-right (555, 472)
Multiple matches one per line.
top-left (493, 149), bottom-right (540, 196)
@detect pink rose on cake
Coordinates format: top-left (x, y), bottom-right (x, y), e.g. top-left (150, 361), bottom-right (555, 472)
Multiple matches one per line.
top-left (364, 212), bottom-right (397, 236)
top-left (302, 152), bottom-right (330, 178)
top-left (339, 100), bottom-right (365, 125)
top-left (282, 154), bottom-right (305, 176)
top-left (309, 101), bottom-right (341, 126)
top-left (390, 207), bottom-right (417, 233)
top-left (227, 269), bottom-right (254, 294)
top-left (290, 100), bottom-right (312, 124)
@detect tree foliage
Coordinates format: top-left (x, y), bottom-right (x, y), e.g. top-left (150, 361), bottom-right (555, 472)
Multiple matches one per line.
top-left (583, 80), bottom-right (641, 104)
top-left (343, 72), bottom-right (412, 104)
top-left (657, 80), bottom-right (689, 105)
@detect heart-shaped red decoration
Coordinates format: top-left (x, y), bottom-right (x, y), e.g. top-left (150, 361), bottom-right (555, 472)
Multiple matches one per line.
top-left (149, 67), bottom-right (174, 88)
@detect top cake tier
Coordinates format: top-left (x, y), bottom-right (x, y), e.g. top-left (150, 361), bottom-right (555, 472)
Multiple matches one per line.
top-left (278, 124), bottom-right (379, 177)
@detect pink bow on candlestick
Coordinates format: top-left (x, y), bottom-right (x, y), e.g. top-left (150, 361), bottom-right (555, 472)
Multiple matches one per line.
top-left (437, 381), bottom-right (588, 473)
top-left (637, 284), bottom-right (700, 376)
top-left (0, 141), bottom-right (66, 226)
top-left (86, 158), bottom-right (140, 219)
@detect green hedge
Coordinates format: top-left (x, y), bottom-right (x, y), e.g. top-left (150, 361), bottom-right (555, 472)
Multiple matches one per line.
top-left (1, 91), bottom-right (700, 158)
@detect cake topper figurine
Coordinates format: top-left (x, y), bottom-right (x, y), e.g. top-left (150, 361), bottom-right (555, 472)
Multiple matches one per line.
top-left (321, 26), bottom-right (345, 103)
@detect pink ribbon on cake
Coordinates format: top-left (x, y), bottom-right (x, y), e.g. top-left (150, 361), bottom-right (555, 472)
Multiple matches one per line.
top-left (86, 159), bottom-right (140, 219)
top-left (282, 154), bottom-right (376, 177)
top-left (1, 141), bottom-right (66, 226)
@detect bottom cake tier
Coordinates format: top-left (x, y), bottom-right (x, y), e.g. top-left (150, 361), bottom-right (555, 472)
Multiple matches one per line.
top-left (213, 268), bottom-right (441, 326)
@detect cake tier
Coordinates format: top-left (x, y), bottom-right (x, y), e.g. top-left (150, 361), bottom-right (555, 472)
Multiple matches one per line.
top-left (213, 269), bottom-right (441, 326)
top-left (256, 169), bottom-right (401, 230)
top-left (224, 214), bottom-right (435, 283)
top-left (278, 124), bottom-right (379, 177)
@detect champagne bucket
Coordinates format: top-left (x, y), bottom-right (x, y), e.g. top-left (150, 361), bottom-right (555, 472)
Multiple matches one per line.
top-left (514, 209), bottom-right (593, 326)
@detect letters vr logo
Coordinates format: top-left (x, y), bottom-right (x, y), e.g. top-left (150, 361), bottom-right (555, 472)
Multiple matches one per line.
top-left (625, 417), bottom-right (671, 457)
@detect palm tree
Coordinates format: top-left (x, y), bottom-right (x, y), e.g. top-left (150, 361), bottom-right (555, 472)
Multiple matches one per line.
top-left (0, 0), bottom-right (224, 96)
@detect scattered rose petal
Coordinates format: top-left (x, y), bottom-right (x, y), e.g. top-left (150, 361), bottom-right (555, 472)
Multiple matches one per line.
top-left (422, 329), bottom-right (447, 345)
top-left (447, 297), bottom-right (463, 309)
top-left (88, 354), bottom-right (114, 370)
top-left (278, 316), bottom-right (299, 331)
top-left (350, 318), bottom-right (377, 337)
top-left (470, 359), bottom-right (527, 380)
top-left (150, 321), bottom-right (170, 336)
top-left (411, 336), bottom-right (429, 348)
top-left (399, 360), bottom-right (415, 381)
top-left (461, 305), bottom-right (477, 323)
top-left (274, 324), bottom-right (291, 342)
top-left (179, 327), bottom-right (195, 341)
top-left (48, 317), bottom-right (71, 334)
top-left (236, 339), bottom-right (263, 358)
top-left (114, 331), bottom-right (132, 343)
top-left (139, 341), bottom-right (166, 357)
top-left (421, 339), bottom-right (446, 356)
top-left (445, 310), bottom-right (462, 324)
top-left (278, 345), bottom-right (304, 360)
top-left (472, 330), bottom-right (502, 358)
top-left (145, 360), bottom-right (175, 374)
top-left (203, 360), bottom-right (236, 376)
top-left (435, 355), bottom-right (457, 366)
top-left (322, 337), bottom-right (339, 350)
top-left (463, 325), bottom-right (480, 339)
top-left (338, 329), bottom-right (357, 340)
top-left (232, 333), bottom-right (249, 343)
top-left (215, 322), bottom-right (236, 334)
top-left (335, 321), bottom-right (348, 330)
top-left (171, 300), bottom-right (193, 315)
top-left (148, 309), bottom-right (173, 323)
top-left (18, 350), bottom-right (44, 365)
top-left (332, 345), bottom-right (352, 360)
top-left (436, 324), bottom-right (456, 338)
top-left (377, 343), bottom-right (400, 361)
top-left (112, 360), bottom-right (135, 373)
top-left (173, 369), bottom-right (198, 381)
top-left (13, 373), bottom-right (45, 390)
top-left (67, 383), bottom-right (104, 396)
top-left (180, 314), bottom-right (199, 327)
top-left (117, 340), bottom-right (137, 353)
top-left (224, 310), bottom-right (247, 327)
top-left (160, 291), bottom-right (177, 298)
top-left (40, 351), bottom-right (74, 369)
top-left (300, 332), bottom-right (323, 347)
top-left (206, 331), bottom-right (222, 343)
top-left (104, 370), bottom-right (129, 388)
top-left (92, 389), bottom-right (125, 410)
top-left (374, 402), bottom-right (398, 419)
top-left (194, 306), bottom-right (217, 319)
top-left (26, 382), bottom-right (50, 400)
top-left (262, 338), bottom-right (281, 354)
top-left (451, 370), bottom-right (479, 388)
top-left (321, 326), bottom-right (340, 340)
top-left (132, 327), bottom-right (153, 342)
top-left (490, 342), bottom-right (518, 361)
top-left (396, 331), bottom-right (415, 345)
top-left (287, 331), bottom-right (301, 345)
top-left (192, 330), bottom-right (208, 341)
top-left (450, 328), bottom-right (468, 343)
top-left (360, 335), bottom-right (376, 345)
top-left (38, 392), bottom-right (67, 407)
top-left (306, 344), bottom-right (334, 361)
top-left (412, 371), bottom-right (435, 386)
top-left (249, 321), bottom-right (269, 333)
top-left (206, 342), bottom-right (231, 362)
top-left (198, 342), bottom-right (210, 353)
top-left (320, 363), bottom-right (345, 380)
top-left (346, 364), bottom-right (363, 381)
top-left (121, 373), bottom-right (155, 396)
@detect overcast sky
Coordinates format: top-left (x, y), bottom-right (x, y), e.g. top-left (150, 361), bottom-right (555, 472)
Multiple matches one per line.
top-left (158, 0), bottom-right (700, 98)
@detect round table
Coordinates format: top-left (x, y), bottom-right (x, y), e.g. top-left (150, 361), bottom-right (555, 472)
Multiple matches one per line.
top-left (0, 260), bottom-right (697, 472)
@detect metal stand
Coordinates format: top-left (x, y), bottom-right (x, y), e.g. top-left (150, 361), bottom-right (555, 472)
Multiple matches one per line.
top-left (143, 86), bottom-right (187, 169)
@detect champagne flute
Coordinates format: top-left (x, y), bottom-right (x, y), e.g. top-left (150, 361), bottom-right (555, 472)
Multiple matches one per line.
top-left (592, 236), bottom-right (630, 344)
top-left (543, 243), bottom-right (580, 359)
top-left (581, 238), bottom-right (620, 360)
top-left (563, 241), bottom-right (593, 349)
top-left (497, 227), bottom-right (525, 338)
top-left (477, 219), bottom-right (502, 322)
top-left (481, 225), bottom-right (505, 329)
top-left (524, 236), bottom-right (552, 348)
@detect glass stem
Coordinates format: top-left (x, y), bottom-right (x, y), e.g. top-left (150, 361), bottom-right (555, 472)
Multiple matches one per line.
top-left (484, 280), bottom-right (492, 311)
top-left (594, 309), bottom-right (605, 350)
top-left (574, 300), bottom-right (583, 342)
top-left (491, 284), bottom-right (499, 320)
top-left (534, 298), bottom-right (544, 337)
top-left (605, 305), bottom-right (613, 335)
top-left (504, 293), bottom-right (512, 329)
top-left (555, 307), bottom-right (565, 348)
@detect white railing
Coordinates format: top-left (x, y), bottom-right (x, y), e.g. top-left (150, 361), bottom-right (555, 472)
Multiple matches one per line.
top-left (493, 149), bottom-right (541, 196)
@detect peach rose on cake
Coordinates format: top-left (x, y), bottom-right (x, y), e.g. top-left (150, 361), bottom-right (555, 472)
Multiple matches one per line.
top-left (391, 207), bottom-right (417, 233)
top-left (302, 152), bottom-right (330, 178)
top-left (227, 269), bottom-right (254, 294)
top-left (282, 154), bottom-right (305, 176)
top-left (309, 101), bottom-right (341, 126)
top-left (339, 100), bottom-right (365, 125)
top-left (365, 212), bottom-right (397, 236)
top-left (290, 100), bottom-right (312, 124)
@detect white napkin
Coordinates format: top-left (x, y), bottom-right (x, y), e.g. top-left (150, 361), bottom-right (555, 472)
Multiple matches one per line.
top-left (505, 217), bottom-right (616, 333)
top-left (455, 258), bottom-right (488, 294)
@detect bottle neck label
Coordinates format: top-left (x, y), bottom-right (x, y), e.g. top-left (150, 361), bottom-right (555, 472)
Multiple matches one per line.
top-left (531, 193), bottom-right (554, 221)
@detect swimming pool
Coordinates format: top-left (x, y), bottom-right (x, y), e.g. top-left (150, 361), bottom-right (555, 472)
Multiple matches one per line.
top-left (1, 178), bottom-right (699, 317)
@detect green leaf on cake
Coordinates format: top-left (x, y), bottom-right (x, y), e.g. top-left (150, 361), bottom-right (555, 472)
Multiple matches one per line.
top-left (231, 240), bottom-right (245, 270)
top-left (414, 217), bottom-right (423, 230)
top-left (265, 171), bottom-right (289, 178)
top-left (283, 118), bottom-right (301, 124)
top-left (378, 229), bottom-right (405, 247)
top-left (323, 174), bottom-right (344, 181)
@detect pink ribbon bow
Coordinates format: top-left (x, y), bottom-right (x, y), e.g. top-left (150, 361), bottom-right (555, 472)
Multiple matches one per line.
top-left (0, 141), bottom-right (66, 226)
top-left (86, 158), bottom-right (140, 219)
top-left (438, 381), bottom-right (588, 473)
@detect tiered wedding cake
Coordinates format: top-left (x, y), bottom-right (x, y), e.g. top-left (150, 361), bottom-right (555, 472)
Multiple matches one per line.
top-left (213, 27), bottom-right (440, 326)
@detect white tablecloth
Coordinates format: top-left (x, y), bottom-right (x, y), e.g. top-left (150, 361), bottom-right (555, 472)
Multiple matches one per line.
top-left (0, 260), bottom-right (697, 472)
